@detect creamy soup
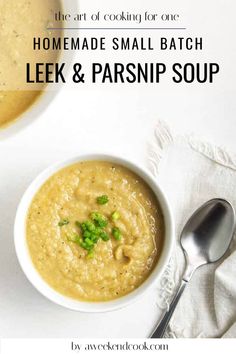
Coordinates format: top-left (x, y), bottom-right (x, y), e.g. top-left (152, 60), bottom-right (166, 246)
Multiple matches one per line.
top-left (26, 161), bottom-right (164, 302)
top-left (0, 0), bottom-right (62, 128)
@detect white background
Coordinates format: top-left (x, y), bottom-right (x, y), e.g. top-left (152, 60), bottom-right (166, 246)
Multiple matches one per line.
top-left (0, 0), bottom-right (236, 338)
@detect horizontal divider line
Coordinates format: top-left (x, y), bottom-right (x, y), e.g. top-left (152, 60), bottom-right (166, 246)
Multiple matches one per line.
top-left (47, 27), bottom-right (187, 30)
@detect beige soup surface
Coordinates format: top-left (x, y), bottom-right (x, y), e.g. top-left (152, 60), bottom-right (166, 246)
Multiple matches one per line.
top-left (0, 0), bottom-right (62, 128)
top-left (26, 161), bottom-right (164, 302)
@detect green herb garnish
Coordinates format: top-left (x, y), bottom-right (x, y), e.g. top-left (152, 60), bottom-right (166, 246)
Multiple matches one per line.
top-left (66, 195), bottom-right (123, 256)
top-left (111, 211), bottom-right (120, 221)
top-left (58, 219), bottom-right (69, 227)
top-left (112, 227), bottom-right (121, 241)
top-left (87, 250), bottom-right (94, 259)
top-left (90, 212), bottom-right (108, 228)
top-left (97, 195), bottom-right (109, 205)
top-left (100, 231), bottom-right (109, 241)
top-left (72, 213), bottom-right (110, 256)
top-left (81, 220), bottom-right (96, 232)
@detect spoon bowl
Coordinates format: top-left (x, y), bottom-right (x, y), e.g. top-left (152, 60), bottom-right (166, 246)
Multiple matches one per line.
top-left (181, 198), bottom-right (235, 280)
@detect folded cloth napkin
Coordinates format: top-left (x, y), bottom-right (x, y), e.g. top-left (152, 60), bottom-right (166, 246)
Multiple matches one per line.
top-left (148, 120), bottom-right (236, 338)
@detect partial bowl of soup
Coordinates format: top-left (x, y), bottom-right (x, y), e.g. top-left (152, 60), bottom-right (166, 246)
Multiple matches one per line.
top-left (0, 0), bottom-right (76, 139)
top-left (14, 154), bottom-right (174, 312)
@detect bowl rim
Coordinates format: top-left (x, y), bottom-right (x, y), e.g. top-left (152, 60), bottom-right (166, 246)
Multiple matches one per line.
top-left (14, 153), bottom-right (175, 313)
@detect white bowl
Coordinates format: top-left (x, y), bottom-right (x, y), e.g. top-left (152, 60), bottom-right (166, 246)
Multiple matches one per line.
top-left (14, 154), bottom-right (174, 312)
top-left (0, 0), bottom-right (77, 140)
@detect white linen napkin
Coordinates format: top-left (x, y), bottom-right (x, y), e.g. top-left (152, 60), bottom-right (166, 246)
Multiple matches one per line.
top-left (148, 120), bottom-right (236, 338)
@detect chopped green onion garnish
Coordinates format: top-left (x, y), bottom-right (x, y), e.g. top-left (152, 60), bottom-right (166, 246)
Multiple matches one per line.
top-left (111, 211), bottom-right (120, 221)
top-left (58, 219), bottom-right (69, 227)
top-left (84, 238), bottom-right (94, 247)
top-left (67, 207), bottom-right (122, 255)
top-left (90, 233), bottom-right (99, 243)
top-left (84, 221), bottom-right (96, 232)
top-left (90, 212), bottom-right (108, 228)
top-left (87, 250), bottom-right (94, 259)
top-left (97, 195), bottom-right (109, 205)
top-left (83, 230), bottom-right (91, 239)
top-left (112, 227), bottom-right (121, 241)
top-left (100, 231), bottom-right (110, 242)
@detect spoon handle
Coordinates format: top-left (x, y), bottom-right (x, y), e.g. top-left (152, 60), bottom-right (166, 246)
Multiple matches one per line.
top-left (150, 279), bottom-right (188, 338)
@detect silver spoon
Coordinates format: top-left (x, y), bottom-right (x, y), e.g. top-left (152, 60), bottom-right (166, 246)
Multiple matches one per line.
top-left (151, 198), bottom-right (235, 338)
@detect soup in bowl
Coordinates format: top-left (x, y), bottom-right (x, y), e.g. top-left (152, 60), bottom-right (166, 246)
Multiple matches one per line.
top-left (14, 154), bottom-right (174, 312)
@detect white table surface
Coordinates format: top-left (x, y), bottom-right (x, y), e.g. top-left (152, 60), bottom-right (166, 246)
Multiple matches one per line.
top-left (0, 0), bottom-right (236, 338)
